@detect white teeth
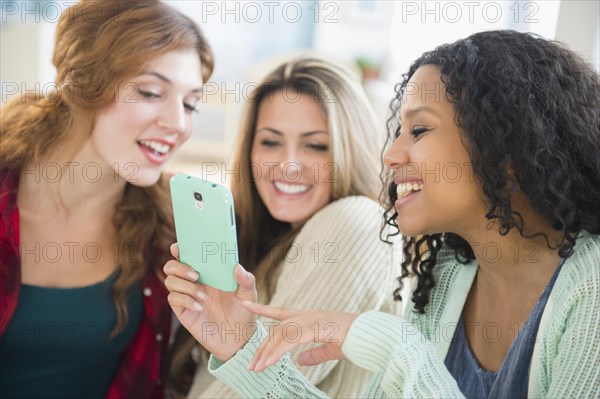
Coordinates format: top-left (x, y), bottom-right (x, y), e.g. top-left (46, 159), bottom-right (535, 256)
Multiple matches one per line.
top-left (274, 181), bottom-right (310, 195)
top-left (139, 140), bottom-right (171, 154)
top-left (396, 182), bottom-right (424, 198)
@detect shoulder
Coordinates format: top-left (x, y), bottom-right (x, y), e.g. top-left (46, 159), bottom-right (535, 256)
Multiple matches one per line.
top-left (554, 232), bottom-right (600, 300)
top-left (290, 195), bottom-right (400, 277)
top-left (295, 196), bottom-right (396, 255)
top-left (300, 195), bottom-right (383, 235)
top-left (273, 196), bottom-right (401, 312)
top-left (313, 195), bottom-right (380, 216)
top-left (569, 232), bottom-right (600, 269)
top-left (535, 232), bottom-right (600, 353)
top-left (535, 233), bottom-right (600, 384)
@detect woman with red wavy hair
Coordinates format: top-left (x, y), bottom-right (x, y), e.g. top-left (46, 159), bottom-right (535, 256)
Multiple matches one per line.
top-left (0, 1), bottom-right (213, 398)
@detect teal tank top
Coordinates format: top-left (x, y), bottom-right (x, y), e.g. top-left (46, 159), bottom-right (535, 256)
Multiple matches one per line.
top-left (0, 269), bottom-right (143, 399)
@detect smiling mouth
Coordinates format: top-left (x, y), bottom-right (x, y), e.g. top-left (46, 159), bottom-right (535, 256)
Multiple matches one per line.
top-left (137, 139), bottom-right (172, 156)
top-left (273, 181), bottom-right (311, 195)
top-left (396, 182), bottom-right (423, 198)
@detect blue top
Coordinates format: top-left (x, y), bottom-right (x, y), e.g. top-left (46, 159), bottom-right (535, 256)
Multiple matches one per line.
top-left (444, 258), bottom-right (565, 398)
top-left (0, 268), bottom-right (143, 399)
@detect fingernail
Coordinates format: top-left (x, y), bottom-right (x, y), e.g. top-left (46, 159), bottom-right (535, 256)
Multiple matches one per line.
top-left (237, 264), bottom-right (249, 276)
top-left (255, 359), bottom-right (264, 371)
top-left (188, 271), bottom-right (200, 280)
top-left (197, 290), bottom-right (207, 300)
top-left (193, 302), bottom-right (203, 311)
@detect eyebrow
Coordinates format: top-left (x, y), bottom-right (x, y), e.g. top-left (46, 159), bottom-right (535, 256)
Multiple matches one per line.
top-left (400, 105), bottom-right (441, 121)
top-left (256, 127), bottom-right (329, 137)
top-left (140, 71), bottom-right (203, 93)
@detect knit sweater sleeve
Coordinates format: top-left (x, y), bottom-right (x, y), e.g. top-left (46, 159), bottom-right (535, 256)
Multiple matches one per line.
top-left (207, 312), bottom-right (465, 399)
top-left (534, 233), bottom-right (600, 398)
top-left (206, 270), bottom-right (467, 398)
top-left (208, 323), bottom-right (329, 399)
top-left (343, 311), bottom-right (464, 398)
top-left (196, 196), bottom-right (400, 398)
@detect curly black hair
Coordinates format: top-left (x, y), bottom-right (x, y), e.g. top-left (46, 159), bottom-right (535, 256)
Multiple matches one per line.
top-left (381, 30), bottom-right (600, 314)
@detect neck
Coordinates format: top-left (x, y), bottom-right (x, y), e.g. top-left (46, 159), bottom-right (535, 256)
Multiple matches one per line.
top-left (458, 217), bottom-right (563, 295)
top-left (18, 140), bottom-right (127, 219)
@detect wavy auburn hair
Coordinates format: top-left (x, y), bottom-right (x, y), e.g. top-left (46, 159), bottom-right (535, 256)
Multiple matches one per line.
top-left (381, 30), bottom-right (600, 314)
top-left (0, 0), bottom-right (213, 333)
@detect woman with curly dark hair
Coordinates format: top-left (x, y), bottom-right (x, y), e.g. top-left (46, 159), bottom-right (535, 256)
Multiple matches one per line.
top-left (163, 30), bottom-right (600, 398)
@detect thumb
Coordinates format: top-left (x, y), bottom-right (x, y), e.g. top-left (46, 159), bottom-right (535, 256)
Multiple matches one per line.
top-left (297, 345), bottom-right (345, 366)
top-left (234, 264), bottom-right (257, 302)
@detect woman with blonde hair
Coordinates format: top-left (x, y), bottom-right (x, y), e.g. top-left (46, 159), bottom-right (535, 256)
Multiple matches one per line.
top-left (0, 1), bottom-right (213, 398)
top-left (167, 57), bottom-right (401, 398)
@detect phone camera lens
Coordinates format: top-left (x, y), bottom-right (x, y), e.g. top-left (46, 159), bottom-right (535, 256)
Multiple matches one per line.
top-left (193, 192), bottom-right (203, 201)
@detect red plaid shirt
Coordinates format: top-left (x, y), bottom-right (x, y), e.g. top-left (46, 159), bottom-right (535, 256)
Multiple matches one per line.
top-left (0, 170), bottom-right (172, 399)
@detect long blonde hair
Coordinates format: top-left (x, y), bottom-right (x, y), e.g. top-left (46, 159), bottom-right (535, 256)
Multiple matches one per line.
top-left (233, 57), bottom-right (382, 298)
top-left (0, 0), bottom-right (213, 335)
top-left (168, 56), bottom-right (383, 395)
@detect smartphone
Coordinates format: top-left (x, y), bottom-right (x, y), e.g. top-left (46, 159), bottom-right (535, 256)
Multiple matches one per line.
top-left (170, 173), bottom-right (239, 292)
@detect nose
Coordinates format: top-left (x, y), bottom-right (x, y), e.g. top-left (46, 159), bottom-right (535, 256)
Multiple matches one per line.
top-left (383, 132), bottom-right (410, 170)
top-left (278, 146), bottom-right (303, 180)
top-left (157, 98), bottom-right (187, 135)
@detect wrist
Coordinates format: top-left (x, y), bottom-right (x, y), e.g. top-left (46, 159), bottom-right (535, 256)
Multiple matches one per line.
top-left (215, 321), bottom-right (257, 362)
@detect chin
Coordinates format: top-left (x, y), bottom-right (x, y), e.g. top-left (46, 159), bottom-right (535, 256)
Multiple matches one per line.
top-left (273, 215), bottom-right (301, 225)
top-left (396, 221), bottom-right (425, 238)
top-left (124, 169), bottom-right (163, 187)
top-left (270, 210), bottom-right (307, 225)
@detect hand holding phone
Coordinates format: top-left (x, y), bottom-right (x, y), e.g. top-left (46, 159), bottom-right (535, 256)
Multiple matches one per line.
top-left (163, 244), bottom-right (258, 361)
top-left (170, 174), bottom-right (239, 291)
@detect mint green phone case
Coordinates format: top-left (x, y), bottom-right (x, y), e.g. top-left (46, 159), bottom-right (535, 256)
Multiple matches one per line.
top-left (170, 174), bottom-right (239, 292)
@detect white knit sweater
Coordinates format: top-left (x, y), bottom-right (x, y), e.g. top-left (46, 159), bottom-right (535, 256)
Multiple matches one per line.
top-left (188, 195), bottom-right (402, 398)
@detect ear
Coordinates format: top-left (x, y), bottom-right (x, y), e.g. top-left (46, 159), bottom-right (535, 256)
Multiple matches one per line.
top-left (505, 158), bottom-right (519, 193)
top-left (507, 163), bottom-right (515, 176)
